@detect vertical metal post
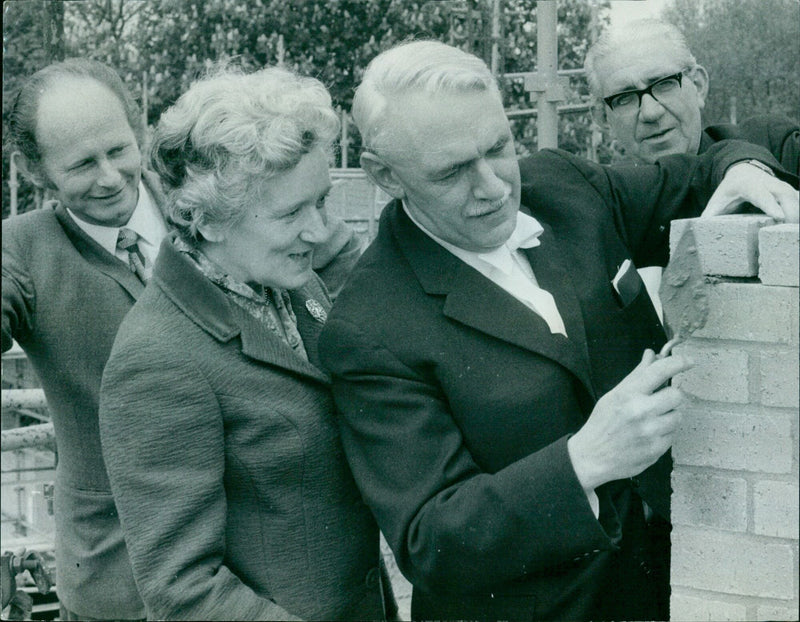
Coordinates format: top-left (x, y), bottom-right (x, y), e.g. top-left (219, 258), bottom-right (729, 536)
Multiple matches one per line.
top-left (142, 71), bottom-right (149, 133)
top-left (490, 0), bottom-right (502, 76)
top-left (341, 109), bottom-right (349, 169)
top-left (536, 1), bottom-right (559, 149)
top-left (9, 152), bottom-right (20, 217)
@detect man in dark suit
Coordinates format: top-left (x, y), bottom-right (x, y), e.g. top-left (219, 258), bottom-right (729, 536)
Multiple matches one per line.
top-left (318, 40), bottom-right (798, 621)
top-left (584, 17), bottom-right (799, 173)
top-left (584, 16), bottom-right (800, 317)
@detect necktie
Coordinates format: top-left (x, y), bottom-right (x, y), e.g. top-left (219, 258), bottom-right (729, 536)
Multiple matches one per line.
top-left (116, 227), bottom-right (148, 283)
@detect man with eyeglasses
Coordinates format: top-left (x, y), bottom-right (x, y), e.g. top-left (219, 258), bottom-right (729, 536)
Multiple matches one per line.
top-left (584, 18), bottom-right (799, 172)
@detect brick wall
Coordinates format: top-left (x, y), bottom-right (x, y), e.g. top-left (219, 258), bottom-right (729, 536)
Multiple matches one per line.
top-left (663, 215), bottom-right (799, 621)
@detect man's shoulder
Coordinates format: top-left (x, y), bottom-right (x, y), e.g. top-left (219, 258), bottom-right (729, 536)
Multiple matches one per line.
top-left (2, 205), bottom-right (65, 251)
top-left (518, 149), bottom-right (604, 189)
top-left (703, 115), bottom-right (799, 148)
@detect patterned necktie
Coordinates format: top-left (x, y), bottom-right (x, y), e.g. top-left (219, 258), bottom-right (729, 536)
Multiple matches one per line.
top-left (116, 227), bottom-right (148, 283)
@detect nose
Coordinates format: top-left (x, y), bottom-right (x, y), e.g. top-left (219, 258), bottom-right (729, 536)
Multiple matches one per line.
top-left (471, 158), bottom-right (507, 201)
top-left (298, 204), bottom-right (329, 245)
top-left (95, 158), bottom-right (123, 188)
top-left (638, 92), bottom-right (666, 122)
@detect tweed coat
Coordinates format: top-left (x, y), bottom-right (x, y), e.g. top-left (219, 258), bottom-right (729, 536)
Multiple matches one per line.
top-left (98, 238), bottom-right (389, 620)
top-left (318, 142), bottom-right (789, 621)
top-left (1, 171), bottom-right (165, 619)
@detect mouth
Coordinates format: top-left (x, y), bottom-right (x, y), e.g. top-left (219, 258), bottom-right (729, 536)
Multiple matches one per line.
top-left (642, 127), bottom-right (674, 142)
top-left (91, 187), bottom-right (126, 201)
top-left (467, 191), bottom-right (512, 219)
top-left (288, 250), bottom-right (313, 262)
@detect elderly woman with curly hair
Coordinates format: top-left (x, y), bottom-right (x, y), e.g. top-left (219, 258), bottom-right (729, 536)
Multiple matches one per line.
top-left (98, 65), bottom-right (395, 621)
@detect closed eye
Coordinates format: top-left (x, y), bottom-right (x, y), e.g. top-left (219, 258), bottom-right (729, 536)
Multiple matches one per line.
top-left (486, 137), bottom-right (510, 157)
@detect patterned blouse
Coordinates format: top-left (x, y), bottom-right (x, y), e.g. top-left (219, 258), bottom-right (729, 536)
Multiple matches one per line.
top-left (176, 239), bottom-right (309, 361)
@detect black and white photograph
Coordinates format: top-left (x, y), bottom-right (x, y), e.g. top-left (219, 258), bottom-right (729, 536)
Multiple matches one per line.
top-left (2, 1), bottom-right (798, 620)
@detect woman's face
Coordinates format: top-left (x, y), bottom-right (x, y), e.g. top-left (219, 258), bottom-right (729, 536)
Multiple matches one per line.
top-left (33, 77), bottom-right (142, 227)
top-left (201, 147), bottom-right (332, 290)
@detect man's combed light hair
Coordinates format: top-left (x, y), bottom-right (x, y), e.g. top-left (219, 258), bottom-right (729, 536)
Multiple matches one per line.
top-left (353, 40), bottom-right (500, 157)
top-left (8, 58), bottom-right (144, 166)
top-left (150, 64), bottom-right (339, 242)
top-left (584, 18), bottom-right (698, 97)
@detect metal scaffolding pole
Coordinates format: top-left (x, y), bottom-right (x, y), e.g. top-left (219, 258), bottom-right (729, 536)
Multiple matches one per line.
top-left (537, 0), bottom-right (558, 149)
top-left (523, 0), bottom-right (566, 150)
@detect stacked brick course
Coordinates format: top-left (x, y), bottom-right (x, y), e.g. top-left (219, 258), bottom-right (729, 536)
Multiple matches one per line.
top-left (664, 215), bottom-right (799, 621)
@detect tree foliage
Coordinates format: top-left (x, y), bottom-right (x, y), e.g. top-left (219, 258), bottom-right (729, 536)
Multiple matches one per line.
top-left (4, 0), bottom-right (612, 216)
top-left (662, 0), bottom-right (799, 125)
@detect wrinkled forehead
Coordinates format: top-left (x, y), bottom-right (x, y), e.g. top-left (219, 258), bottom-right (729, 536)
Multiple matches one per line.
top-left (381, 88), bottom-right (509, 163)
top-left (596, 39), bottom-right (687, 95)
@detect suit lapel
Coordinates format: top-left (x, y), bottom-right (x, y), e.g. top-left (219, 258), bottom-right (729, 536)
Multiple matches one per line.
top-left (54, 204), bottom-right (144, 299)
top-left (391, 201), bottom-right (594, 397)
top-left (522, 225), bottom-right (594, 395)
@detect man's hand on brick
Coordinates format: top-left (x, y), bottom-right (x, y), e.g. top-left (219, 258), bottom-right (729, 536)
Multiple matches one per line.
top-left (704, 161), bottom-right (799, 223)
top-left (567, 348), bottom-right (694, 494)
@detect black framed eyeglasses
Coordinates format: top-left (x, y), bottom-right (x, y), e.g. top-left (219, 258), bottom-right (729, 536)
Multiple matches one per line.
top-left (603, 72), bottom-right (685, 114)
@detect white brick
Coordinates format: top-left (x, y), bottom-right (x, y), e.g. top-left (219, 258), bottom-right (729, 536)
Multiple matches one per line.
top-left (670, 215), bottom-right (774, 277)
top-left (670, 592), bottom-right (748, 621)
top-left (671, 527), bottom-right (795, 598)
top-left (672, 471), bottom-right (747, 531)
top-left (673, 344), bottom-right (749, 403)
top-left (691, 282), bottom-right (798, 343)
top-left (673, 409), bottom-right (793, 473)
top-left (760, 349), bottom-right (800, 408)
top-left (753, 481), bottom-right (800, 539)
top-left (755, 603), bottom-right (800, 621)
top-left (759, 223), bottom-right (800, 286)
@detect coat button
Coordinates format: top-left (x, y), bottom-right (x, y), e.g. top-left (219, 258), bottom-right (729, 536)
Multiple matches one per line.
top-left (365, 566), bottom-right (380, 589)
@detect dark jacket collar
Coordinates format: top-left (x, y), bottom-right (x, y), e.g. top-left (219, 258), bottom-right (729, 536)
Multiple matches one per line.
top-left (151, 237), bottom-right (330, 384)
top-left (385, 200), bottom-right (594, 397)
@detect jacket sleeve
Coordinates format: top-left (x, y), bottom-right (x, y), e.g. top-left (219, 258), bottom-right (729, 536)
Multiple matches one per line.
top-left (706, 116), bottom-right (800, 176)
top-left (533, 139), bottom-right (793, 269)
top-left (319, 317), bottom-right (622, 595)
top-left (312, 215), bottom-right (362, 301)
top-left (99, 331), bottom-right (300, 621)
top-left (2, 230), bottom-right (35, 353)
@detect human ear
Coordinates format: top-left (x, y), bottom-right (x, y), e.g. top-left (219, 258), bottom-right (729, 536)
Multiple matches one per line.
top-left (195, 221), bottom-right (227, 243)
top-left (691, 65), bottom-right (709, 110)
top-left (360, 151), bottom-right (406, 200)
top-left (15, 154), bottom-right (49, 189)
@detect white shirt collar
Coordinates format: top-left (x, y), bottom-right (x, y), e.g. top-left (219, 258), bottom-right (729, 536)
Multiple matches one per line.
top-left (403, 204), bottom-right (544, 276)
top-left (67, 181), bottom-right (164, 256)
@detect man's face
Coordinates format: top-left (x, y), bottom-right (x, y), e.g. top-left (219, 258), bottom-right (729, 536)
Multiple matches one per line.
top-left (595, 38), bottom-right (708, 163)
top-left (34, 77), bottom-right (142, 227)
top-left (373, 89), bottom-right (520, 252)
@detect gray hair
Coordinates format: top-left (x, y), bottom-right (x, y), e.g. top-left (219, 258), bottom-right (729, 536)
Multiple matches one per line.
top-left (584, 18), bottom-right (697, 97)
top-left (150, 64), bottom-right (339, 243)
top-left (353, 40), bottom-right (500, 157)
top-left (8, 58), bottom-right (143, 165)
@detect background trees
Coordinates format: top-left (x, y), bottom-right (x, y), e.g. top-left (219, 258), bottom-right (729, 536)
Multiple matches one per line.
top-left (662, 0), bottom-right (799, 126)
top-left (3, 0), bottom-right (798, 217)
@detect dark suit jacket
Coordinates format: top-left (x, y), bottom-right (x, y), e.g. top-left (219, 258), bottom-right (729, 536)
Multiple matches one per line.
top-left (99, 239), bottom-right (389, 620)
top-left (701, 114), bottom-right (800, 175)
top-left (1, 171), bottom-right (165, 619)
top-left (318, 142), bottom-right (783, 621)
